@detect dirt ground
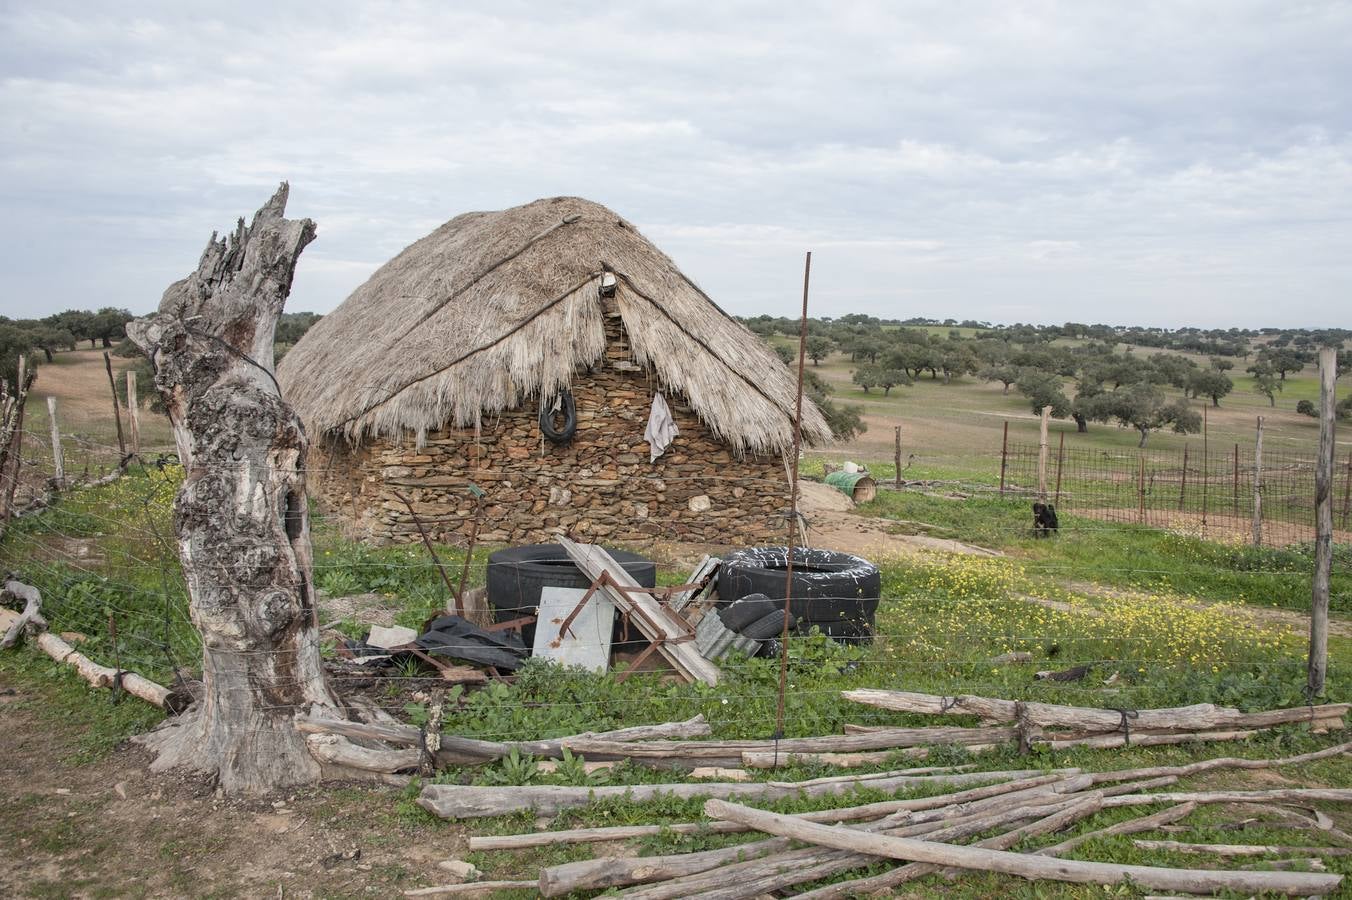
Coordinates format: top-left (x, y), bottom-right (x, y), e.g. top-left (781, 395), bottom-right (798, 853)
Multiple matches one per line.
top-left (0, 668), bottom-right (460, 899)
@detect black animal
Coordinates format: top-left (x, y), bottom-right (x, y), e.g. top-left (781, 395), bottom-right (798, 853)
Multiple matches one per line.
top-left (1032, 501), bottom-right (1059, 537)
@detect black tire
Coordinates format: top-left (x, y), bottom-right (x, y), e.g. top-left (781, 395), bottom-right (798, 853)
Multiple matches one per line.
top-left (801, 616), bottom-right (875, 645)
top-left (716, 593), bottom-right (780, 631)
top-left (740, 609), bottom-right (793, 641)
top-left (718, 547), bottom-right (881, 624)
top-left (486, 544), bottom-right (656, 645)
top-left (539, 390), bottom-right (577, 444)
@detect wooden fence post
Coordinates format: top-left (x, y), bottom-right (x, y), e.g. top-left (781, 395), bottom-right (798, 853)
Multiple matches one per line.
top-left (1053, 432), bottom-right (1065, 506)
top-left (893, 425), bottom-right (901, 490)
top-left (103, 351), bottom-right (126, 460)
top-left (126, 370), bottom-right (141, 457)
top-left (2, 355), bottom-right (28, 520)
top-left (1308, 347), bottom-right (1336, 698)
top-left (47, 396), bottom-right (64, 489)
top-left (1341, 451), bottom-right (1352, 531)
top-left (1037, 406), bottom-right (1051, 499)
top-left (1137, 454), bottom-right (1146, 525)
top-left (1252, 417), bottom-right (1264, 548)
top-left (998, 421), bottom-right (1008, 498)
top-left (1232, 443), bottom-right (1240, 520)
top-left (1178, 445), bottom-right (1189, 511)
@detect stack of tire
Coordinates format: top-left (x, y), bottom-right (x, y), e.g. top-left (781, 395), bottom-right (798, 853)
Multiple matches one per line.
top-left (485, 544), bottom-right (657, 647)
top-left (717, 547), bottom-right (881, 644)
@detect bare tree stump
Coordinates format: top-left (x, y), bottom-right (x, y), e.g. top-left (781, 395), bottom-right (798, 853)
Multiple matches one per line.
top-left (126, 184), bottom-right (342, 794)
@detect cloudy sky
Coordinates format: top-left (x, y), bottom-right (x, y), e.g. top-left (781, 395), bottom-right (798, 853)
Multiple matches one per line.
top-left (2, 1), bottom-right (1349, 328)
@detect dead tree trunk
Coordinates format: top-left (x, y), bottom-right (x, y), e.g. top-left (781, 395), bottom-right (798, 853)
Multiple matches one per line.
top-left (126, 184), bottom-right (341, 794)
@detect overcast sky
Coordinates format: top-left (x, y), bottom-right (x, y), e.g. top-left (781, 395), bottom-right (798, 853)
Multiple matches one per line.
top-left (2, 2), bottom-right (1349, 328)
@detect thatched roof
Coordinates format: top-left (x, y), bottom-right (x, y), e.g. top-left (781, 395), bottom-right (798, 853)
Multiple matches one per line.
top-left (278, 196), bottom-right (830, 455)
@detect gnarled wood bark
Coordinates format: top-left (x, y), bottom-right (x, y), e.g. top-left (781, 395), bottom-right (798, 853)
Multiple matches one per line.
top-left (127, 184), bottom-right (341, 794)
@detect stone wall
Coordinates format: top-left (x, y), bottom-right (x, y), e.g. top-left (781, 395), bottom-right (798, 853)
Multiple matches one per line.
top-left (308, 307), bottom-right (789, 547)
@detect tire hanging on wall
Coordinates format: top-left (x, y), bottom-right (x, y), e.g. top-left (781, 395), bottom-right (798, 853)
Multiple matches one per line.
top-left (539, 390), bottom-right (577, 444)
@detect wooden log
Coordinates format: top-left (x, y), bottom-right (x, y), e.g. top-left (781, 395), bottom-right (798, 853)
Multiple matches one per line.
top-left (468, 772), bottom-right (1071, 850)
top-left (403, 881), bottom-right (536, 897)
top-left (1034, 802), bottom-right (1196, 857)
top-left (618, 795), bottom-right (1091, 900)
top-left (540, 836), bottom-right (794, 896)
top-left (297, 714), bottom-right (712, 763)
top-left (558, 537), bottom-right (719, 684)
top-left (1088, 740), bottom-right (1352, 784)
top-left (1, 580), bottom-right (47, 649)
top-left (564, 725), bottom-right (1017, 760)
top-left (1132, 839), bottom-right (1352, 858)
top-left (789, 796), bottom-right (1107, 900)
top-left (47, 397), bottom-right (64, 489)
top-left (126, 369), bottom-right (141, 457)
top-left (704, 798), bottom-right (1343, 896)
top-left (1310, 346), bottom-right (1337, 696)
top-left (1105, 789), bottom-right (1352, 808)
top-left (419, 769), bottom-right (1052, 820)
top-left (843, 688), bottom-right (1349, 733)
top-left (306, 733), bottom-right (420, 773)
top-left (1036, 728), bottom-right (1263, 751)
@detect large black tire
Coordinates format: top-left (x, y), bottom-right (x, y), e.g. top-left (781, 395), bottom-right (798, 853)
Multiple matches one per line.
top-left (716, 593), bottom-right (780, 632)
top-left (486, 544), bottom-right (656, 645)
top-left (718, 547), bottom-right (881, 625)
top-left (740, 609), bottom-right (794, 641)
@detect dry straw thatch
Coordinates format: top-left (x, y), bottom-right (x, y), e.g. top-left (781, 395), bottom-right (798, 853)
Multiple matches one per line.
top-left (279, 196), bottom-right (829, 456)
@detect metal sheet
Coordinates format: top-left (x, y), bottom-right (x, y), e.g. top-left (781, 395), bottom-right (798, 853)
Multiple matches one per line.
top-left (533, 586), bottom-right (613, 673)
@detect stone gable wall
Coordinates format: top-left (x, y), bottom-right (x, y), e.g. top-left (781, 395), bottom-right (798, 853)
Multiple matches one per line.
top-left (308, 308), bottom-right (789, 546)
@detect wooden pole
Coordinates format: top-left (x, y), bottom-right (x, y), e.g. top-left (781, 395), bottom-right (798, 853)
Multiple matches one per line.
top-left (1201, 405), bottom-right (1208, 527)
top-left (126, 370), bottom-right (140, 457)
top-left (1037, 406), bottom-right (1051, 499)
top-left (103, 351), bottom-right (126, 460)
top-left (1233, 443), bottom-right (1240, 519)
top-left (776, 250), bottom-right (810, 740)
top-left (1308, 347), bottom-right (1336, 699)
top-left (1178, 445), bottom-right (1189, 511)
top-left (2, 355), bottom-right (28, 520)
top-left (893, 425), bottom-right (902, 489)
top-left (1053, 431), bottom-right (1065, 506)
top-left (998, 421), bottom-right (1009, 497)
top-left (1253, 416), bottom-right (1264, 548)
top-left (1340, 451), bottom-right (1351, 531)
top-left (1137, 454), bottom-right (1146, 524)
top-left (46, 396), bottom-right (64, 489)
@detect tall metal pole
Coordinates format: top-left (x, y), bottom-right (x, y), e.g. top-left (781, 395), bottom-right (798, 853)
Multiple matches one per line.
top-left (998, 421), bottom-right (1009, 497)
top-left (1053, 431), bottom-right (1065, 506)
top-left (1252, 417), bottom-right (1265, 548)
top-left (1308, 347), bottom-right (1336, 698)
top-left (1201, 404), bottom-right (1208, 527)
top-left (775, 251), bottom-right (810, 742)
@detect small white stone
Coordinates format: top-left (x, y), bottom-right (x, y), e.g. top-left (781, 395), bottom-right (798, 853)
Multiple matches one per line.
top-left (688, 494), bottom-right (712, 513)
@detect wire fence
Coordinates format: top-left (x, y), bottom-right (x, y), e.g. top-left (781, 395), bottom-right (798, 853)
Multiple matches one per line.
top-left (999, 439), bottom-right (1352, 548)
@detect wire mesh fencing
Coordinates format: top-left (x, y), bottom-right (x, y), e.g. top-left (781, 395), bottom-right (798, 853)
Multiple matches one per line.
top-left (999, 439), bottom-right (1352, 547)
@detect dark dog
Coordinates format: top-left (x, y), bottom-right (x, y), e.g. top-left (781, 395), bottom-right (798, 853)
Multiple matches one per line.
top-left (1032, 501), bottom-right (1059, 537)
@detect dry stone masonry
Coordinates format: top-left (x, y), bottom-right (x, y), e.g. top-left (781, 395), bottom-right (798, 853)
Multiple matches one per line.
top-left (310, 307), bottom-right (788, 546)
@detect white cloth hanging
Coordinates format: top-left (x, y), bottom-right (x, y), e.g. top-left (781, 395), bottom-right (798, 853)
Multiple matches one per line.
top-left (644, 392), bottom-right (679, 462)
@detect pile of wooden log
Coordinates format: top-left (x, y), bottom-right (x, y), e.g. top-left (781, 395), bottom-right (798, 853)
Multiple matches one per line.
top-left (843, 688), bottom-right (1349, 752)
top-left (420, 741), bottom-right (1352, 898)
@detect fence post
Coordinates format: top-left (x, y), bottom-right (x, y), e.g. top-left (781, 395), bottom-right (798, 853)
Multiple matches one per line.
top-left (1053, 431), bottom-right (1065, 506)
top-left (127, 370), bottom-right (141, 458)
top-left (1342, 451), bottom-right (1352, 531)
top-left (998, 421), bottom-right (1008, 497)
top-left (103, 351), bottom-right (126, 460)
top-left (1308, 347), bottom-right (1337, 698)
top-left (1037, 405), bottom-right (1051, 499)
top-left (1232, 443), bottom-right (1240, 519)
top-left (47, 396), bottom-right (64, 490)
top-left (1, 355), bottom-right (27, 521)
top-left (1178, 445), bottom-right (1189, 511)
top-left (893, 425), bottom-right (901, 490)
top-left (1137, 454), bottom-right (1146, 525)
top-left (1252, 416), bottom-right (1264, 548)
top-left (1201, 405), bottom-right (1208, 528)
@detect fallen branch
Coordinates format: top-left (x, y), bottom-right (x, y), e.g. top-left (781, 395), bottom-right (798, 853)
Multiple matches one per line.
top-left (0, 605), bottom-right (188, 713)
top-left (1104, 789), bottom-right (1352, 808)
top-left (1033, 802), bottom-right (1197, 857)
top-left (403, 881), bottom-right (536, 897)
top-left (1132, 839), bottom-right (1352, 858)
top-left (468, 772), bottom-right (1071, 850)
top-left (1, 580), bottom-right (46, 649)
top-left (704, 798), bottom-right (1343, 896)
top-left (1087, 740), bottom-right (1352, 784)
top-left (419, 769), bottom-right (1055, 820)
top-left (843, 688), bottom-right (1349, 733)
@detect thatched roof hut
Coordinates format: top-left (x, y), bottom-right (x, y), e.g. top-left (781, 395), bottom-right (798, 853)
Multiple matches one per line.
top-left (280, 196), bottom-right (829, 454)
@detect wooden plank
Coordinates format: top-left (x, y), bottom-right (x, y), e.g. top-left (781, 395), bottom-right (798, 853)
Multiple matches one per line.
top-left (558, 537), bottom-right (719, 684)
